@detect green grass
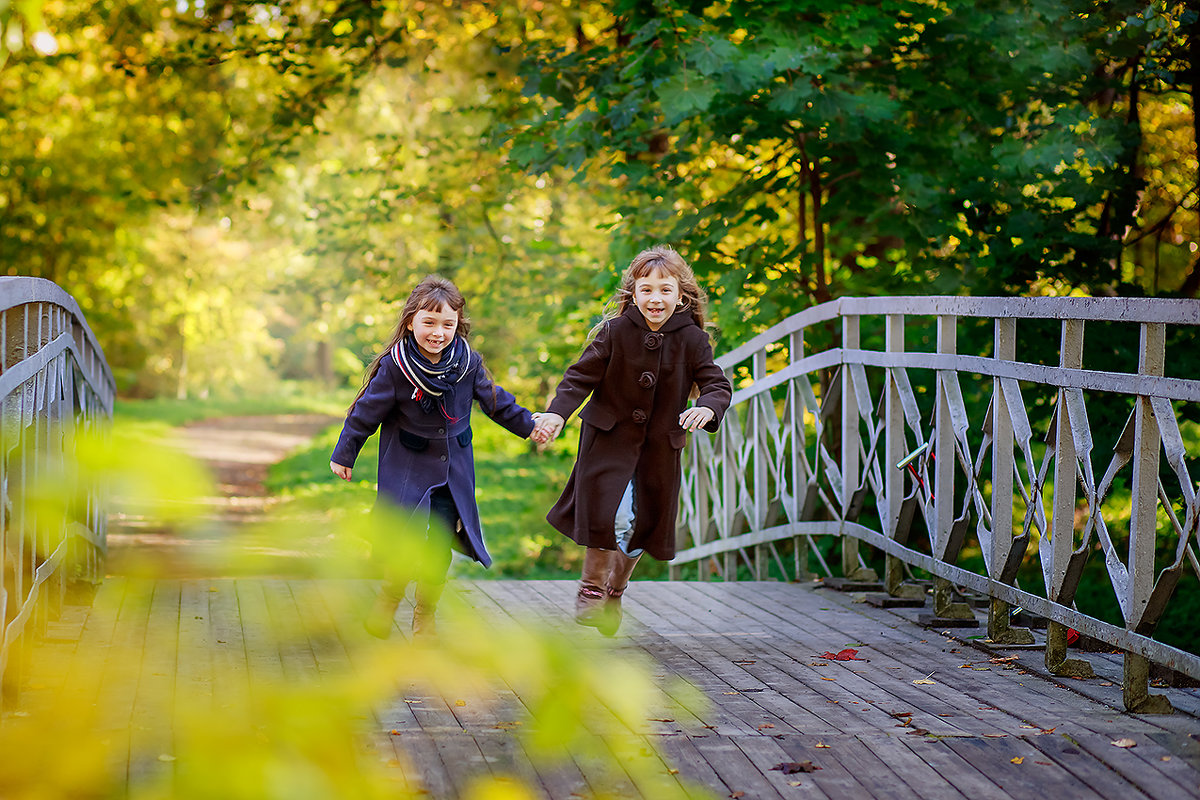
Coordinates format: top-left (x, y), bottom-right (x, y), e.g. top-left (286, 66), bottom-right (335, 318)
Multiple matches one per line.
top-left (115, 381), bottom-right (350, 426)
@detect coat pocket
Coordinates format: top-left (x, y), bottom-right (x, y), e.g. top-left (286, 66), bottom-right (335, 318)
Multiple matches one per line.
top-left (398, 429), bottom-right (430, 452)
top-left (456, 428), bottom-right (473, 447)
top-left (580, 403), bottom-right (617, 431)
top-left (668, 430), bottom-right (687, 450)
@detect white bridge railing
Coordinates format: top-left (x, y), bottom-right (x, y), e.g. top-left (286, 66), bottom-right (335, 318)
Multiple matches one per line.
top-left (673, 296), bottom-right (1200, 712)
top-left (0, 277), bottom-right (114, 704)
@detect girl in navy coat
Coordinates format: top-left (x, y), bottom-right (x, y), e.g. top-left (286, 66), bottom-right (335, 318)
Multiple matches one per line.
top-left (534, 246), bottom-right (732, 635)
top-left (330, 276), bottom-right (537, 638)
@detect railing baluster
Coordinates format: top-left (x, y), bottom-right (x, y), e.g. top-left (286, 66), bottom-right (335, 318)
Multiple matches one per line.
top-left (1125, 322), bottom-right (1171, 712)
top-left (840, 314), bottom-right (873, 581)
top-left (789, 328), bottom-right (812, 582)
top-left (987, 317), bottom-right (1033, 644)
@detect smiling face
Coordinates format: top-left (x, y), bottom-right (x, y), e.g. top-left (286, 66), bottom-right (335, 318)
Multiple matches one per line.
top-left (408, 303), bottom-right (460, 362)
top-left (632, 269), bottom-right (681, 331)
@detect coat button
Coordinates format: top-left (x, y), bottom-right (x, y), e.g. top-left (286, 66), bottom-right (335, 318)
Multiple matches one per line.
top-left (438, 427), bottom-right (445, 435)
top-left (643, 333), bottom-right (663, 350)
top-left (638, 371), bottom-right (656, 389)
top-left (632, 409), bottom-right (647, 424)
top-left (439, 454), bottom-right (447, 462)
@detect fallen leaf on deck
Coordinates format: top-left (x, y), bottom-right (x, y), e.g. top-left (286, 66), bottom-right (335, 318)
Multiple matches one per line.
top-left (1111, 738), bottom-right (1137, 748)
top-left (990, 655), bottom-right (1020, 663)
top-left (1039, 727), bottom-right (1057, 735)
top-left (649, 718), bottom-right (675, 722)
top-left (731, 792), bottom-right (745, 798)
top-left (907, 728), bottom-right (930, 736)
top-left (759, 724), bottom-right (775, 730)
top-left (788, 781), bottom-right (803, 786)
top-left (668, 769), bottom-right (679, 775)
top-left (1035, 761), bottom-right (1051, 765)
top-left (771, 761), bottom-right (821, 774)
top-left (1161, 756), bottom-right (1172, 762)
top-left (820, 648), bottom-right (865, 661)
top-left (913, 678), bottom-right (936, 685)
top-left (389, 729), bottom-right (401, 736)
top-left (493, 721), bottom-right (522, 730)
top-left (984, 734), bottom-right (1007, 738)
top-left (1010, 757), bottom-right (1024, 764)
top-left (454, 700), bottom-right (467, 707)
top-left (890, 711), bottom-right (913, 719)
top-left (820, 677), bottom-right (836, 681)
top-left (815, 742), bottom-right (831, 748)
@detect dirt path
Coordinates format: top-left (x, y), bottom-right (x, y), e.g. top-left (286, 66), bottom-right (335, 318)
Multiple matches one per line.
top-left (106, 413), bottom-right (341, 578)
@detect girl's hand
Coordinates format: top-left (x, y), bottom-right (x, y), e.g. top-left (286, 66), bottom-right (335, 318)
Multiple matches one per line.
top-left (531, 412), bottom-right (565, 448)
top-left (330, 461), bottom-right (352, 481)
top-left (679, 405), bottom-right (715, 432)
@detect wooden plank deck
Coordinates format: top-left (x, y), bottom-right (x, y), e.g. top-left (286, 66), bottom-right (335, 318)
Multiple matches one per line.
top-left (16, 578), bottom-right (1200, 799)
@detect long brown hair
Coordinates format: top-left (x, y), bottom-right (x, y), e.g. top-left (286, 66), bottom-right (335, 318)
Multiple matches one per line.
top-left (593, 244), bottom-right (709, 338)
top-left (349, 276), bottom-right (470, 412)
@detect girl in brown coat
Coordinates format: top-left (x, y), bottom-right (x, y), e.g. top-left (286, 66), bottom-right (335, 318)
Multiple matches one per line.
top-left (533, 246), bottom-right (732, 635)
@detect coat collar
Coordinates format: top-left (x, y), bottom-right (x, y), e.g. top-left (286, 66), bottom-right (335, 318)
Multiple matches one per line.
top-left (621, 304), bottom-right (695, 333)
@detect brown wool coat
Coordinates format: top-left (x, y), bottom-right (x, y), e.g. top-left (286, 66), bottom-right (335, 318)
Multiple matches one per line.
top-left (546, 306), bottom-right (732, 560)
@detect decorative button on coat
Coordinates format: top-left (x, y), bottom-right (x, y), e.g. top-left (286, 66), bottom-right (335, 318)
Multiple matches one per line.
top-left (638, 371), bottom-right (656, 388)
top-left (631, 409), bottom-right (647, 424)
top-left (643, 332), bottom-right (663, 350)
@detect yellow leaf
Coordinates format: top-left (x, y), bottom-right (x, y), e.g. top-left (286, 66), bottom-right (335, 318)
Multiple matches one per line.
top-left (1111, 738), bottom-right (1137, 748)
top-left (455, 700), bottom-right (467, 707)
top-left (815, 742), bottom-right (830, 749)
top-left (1010, 757), bottom-right (1024, 764)
top-left (913, 679), bottom-right (936, 685)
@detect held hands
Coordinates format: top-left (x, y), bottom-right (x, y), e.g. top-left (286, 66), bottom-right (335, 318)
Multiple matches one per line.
top-left (330, 461), bottom-right (352, 481)
top-left (531, 412), bottom-right (564, 448)
top-left (679, 405), bottom-right (715, 432)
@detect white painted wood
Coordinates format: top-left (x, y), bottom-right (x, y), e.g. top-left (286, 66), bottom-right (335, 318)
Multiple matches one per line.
top-left (675, 295), bottom-right (1200, 694)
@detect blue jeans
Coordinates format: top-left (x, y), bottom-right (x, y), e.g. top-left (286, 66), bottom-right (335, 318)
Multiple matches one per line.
top-left (614, 481), bottom-right (643, 558)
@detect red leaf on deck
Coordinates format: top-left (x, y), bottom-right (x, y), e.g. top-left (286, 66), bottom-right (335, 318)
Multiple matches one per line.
top-left (819, 648), bottom-right (864, 661)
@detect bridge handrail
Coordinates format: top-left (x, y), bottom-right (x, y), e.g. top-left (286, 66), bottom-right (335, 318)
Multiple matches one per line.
top-left (674, 294), bottom-right (1200, 709)
top-left (0, 276), bottom-right (114, 698)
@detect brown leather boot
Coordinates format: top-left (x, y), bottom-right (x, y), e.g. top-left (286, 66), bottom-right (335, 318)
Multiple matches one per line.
top-left (364, 587), bottom-right (404, 639)
top-left (597, 552), bottom-right (641, 637)
top-left (575, 548), bottom-right (615, 627)
top-left (412, 581), bottom-right (445, 639)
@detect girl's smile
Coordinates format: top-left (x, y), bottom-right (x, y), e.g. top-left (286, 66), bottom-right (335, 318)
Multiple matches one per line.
top-left (633, 271), bottom-right (680, 331)
top-left (409, 303), bottom-right (459, 362)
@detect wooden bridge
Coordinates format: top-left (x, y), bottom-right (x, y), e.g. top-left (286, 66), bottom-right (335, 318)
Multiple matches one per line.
top-left (2, 277), bottom-right (1199, 799)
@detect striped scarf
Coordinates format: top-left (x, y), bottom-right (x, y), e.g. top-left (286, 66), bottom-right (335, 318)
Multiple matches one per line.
top-left (392, 335), bottom-right (472, 422)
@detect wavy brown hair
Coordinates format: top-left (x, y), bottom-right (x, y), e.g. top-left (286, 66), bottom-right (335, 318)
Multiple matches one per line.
top-left (603, 244), bottom-right (708, 331)
top-left (349, 275), bottom-right (470, 412)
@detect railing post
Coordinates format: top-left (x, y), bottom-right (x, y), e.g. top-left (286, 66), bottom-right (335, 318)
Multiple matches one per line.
top-left (840, 314), bottom-right (874, 581)
top-left (1045, 319), bottom-right (1094, 677)
top-left (931, 315), bottom-right (973, 620)
top-left (987, 317), bottom-right (1034, 644)
top-left (1124, 322), bottom-right (1172, 713)
top-left (789, 329), bottom-right (812, 582)
top-left (884, 314), bottom-right (920, 600)
top-left (753, 349), bottom-right (769, 580)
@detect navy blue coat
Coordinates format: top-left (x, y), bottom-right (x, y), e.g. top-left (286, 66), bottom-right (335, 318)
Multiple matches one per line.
top-left (546, 307), bottom-right (732, 560)
top-left (331, 347), bottom-right (536, 567)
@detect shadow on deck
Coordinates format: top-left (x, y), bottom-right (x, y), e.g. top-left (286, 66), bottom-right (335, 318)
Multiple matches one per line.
top-left (17, 577), bottom-right (1200, 800)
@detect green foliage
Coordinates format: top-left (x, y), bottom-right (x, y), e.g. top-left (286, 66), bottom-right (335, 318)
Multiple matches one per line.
top-left (6, 419), bottom-right (718, 800)
top-left (506, 0), bottom-right (1200, 351)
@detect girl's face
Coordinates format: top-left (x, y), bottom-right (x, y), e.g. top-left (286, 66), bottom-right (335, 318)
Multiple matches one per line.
top-left (632, 269), bottom-right (680, 331)
top-left (408, 303), bottom-right (459, 362)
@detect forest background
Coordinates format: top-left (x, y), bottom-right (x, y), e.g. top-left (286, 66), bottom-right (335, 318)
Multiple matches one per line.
top-left (4, 0), bottom-right (1196, 401)
top-left (2, 2), bottom-right (1199, 622)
